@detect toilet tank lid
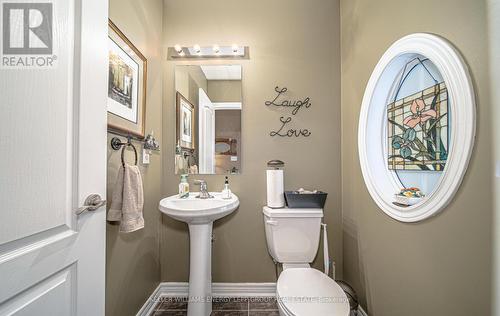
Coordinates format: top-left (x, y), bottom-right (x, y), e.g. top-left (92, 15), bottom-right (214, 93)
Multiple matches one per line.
top-left (263, 206), bottom-right (323, 218)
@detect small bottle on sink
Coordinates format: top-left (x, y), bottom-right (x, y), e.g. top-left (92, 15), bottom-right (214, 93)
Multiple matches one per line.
top-left (221, 176), bottom-right (232, 199)
top-left (179, 174), bottom-right (189, 198)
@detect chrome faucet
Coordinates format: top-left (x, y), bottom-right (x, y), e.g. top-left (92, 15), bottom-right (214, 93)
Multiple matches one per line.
top-left (194, 180), bottom-right (213, 199)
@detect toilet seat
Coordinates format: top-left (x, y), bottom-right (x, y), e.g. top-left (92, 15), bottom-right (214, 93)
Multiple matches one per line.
top-left (277, 268), bottom-right (350, 316)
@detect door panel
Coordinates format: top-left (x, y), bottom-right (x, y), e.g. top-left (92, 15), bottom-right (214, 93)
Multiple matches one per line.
top-left (0, 0), bottom-right (76, 245)
top-left (0, 265), bottom-right (75, 316)
top-left (0, 229), bottom-right (76, 304)
top-left (199, 88), bottom-right (215, 174)
top-left (0, 0), bottom-right (107, 315)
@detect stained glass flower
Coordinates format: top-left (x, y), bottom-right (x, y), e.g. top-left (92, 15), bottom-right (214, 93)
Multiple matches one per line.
top-left (403, 99), bottom-right (437, 128)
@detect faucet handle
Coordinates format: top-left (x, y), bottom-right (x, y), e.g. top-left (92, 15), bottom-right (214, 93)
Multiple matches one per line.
top-left (193, 180), bottom-right (212, 199)
top-left (194, 180), bottom-right (208, 192)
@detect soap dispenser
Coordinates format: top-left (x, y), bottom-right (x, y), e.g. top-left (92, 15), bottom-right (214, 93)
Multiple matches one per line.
top-left (221, 176), bottom-right (232, 199)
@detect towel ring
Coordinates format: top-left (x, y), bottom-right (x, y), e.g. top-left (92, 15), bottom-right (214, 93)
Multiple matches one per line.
top-left (111, 136), bottom-right (138, 167)
top-left (121, 143), bottom-right (138, 167)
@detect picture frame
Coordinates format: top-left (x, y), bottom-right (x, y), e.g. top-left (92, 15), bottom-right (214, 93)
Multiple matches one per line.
top-left (107, 19), bottom-right (147, 138)
top-left (176, 92), bottom-right (195, 150)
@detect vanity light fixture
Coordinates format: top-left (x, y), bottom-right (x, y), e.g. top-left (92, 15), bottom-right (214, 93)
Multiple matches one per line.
top-left (167, 45), bottom-right (249, 59)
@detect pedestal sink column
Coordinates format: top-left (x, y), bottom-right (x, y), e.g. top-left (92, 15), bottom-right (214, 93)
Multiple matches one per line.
top-left (159, 194), bottom-right (239, 316)
top-left (187, 223), bottom-right (212, 316)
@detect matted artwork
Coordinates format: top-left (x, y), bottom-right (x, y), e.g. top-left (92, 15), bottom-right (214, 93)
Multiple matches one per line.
top-left (387, 82), bottom-right (449, 171)
top-left (107, 19), bottom-right (147, 137)
top-left (176, 92), bottom-right (195, 150)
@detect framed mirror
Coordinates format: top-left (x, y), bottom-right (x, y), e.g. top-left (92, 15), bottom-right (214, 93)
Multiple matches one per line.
top-left (174, 65), bottom-right (242, 175)
top-left (358, 33), bottom-right (476, 222)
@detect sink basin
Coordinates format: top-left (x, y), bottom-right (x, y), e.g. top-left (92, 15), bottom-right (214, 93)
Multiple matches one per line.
top-left (159, 192), bottom-right (239, 316)
top-left (159, 192), bottom-right (239, 224)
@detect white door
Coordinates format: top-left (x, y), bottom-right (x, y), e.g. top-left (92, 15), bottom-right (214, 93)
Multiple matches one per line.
top-left (198, 88), bottom-right (215, 174)
top-left (0, 0), bottom-right (108, 315)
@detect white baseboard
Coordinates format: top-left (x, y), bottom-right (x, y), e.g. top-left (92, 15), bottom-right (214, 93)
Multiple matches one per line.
top-left (136, 283), bottom-right (163, 316)
top-left (136, 282), bottom-right (277, 316)
top-left (137, 281), bottom-right (367, 316)
top-left (358, 305), bottom-right (368, 316)
top-left (157, 282), bottom-right (277, 298)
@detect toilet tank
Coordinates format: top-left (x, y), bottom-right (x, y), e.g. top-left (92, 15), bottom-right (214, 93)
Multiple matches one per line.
top-left (263, 206), bottom-right (323, 264)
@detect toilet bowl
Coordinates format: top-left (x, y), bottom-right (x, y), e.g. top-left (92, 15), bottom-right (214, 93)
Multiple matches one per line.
top-left (263, 207), bottom-right (350, 316)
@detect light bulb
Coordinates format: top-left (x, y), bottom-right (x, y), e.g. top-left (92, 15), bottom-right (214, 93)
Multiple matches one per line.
top-left (174, 44), bottom-right (182, 53)
top-left (232, 44), bottom-right (239, 53)
top-left (193, 44), bottom-right (201, 54)
top-left (213, 45), bottom-right (220, 54)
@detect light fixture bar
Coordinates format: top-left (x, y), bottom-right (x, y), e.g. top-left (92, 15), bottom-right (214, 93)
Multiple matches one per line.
top-left (168, 45), bottom-right (249, 59)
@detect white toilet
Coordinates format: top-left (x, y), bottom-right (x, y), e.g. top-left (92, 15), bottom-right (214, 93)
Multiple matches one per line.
top-left (263, 206), bottom-right (350, 316)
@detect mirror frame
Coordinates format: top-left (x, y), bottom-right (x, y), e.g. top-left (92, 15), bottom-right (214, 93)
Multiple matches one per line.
top-left (358, 33), bottom-right (476, 222)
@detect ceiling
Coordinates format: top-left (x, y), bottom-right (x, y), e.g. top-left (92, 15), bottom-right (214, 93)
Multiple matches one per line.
top-left (200, 65), bottom-right (242, 80)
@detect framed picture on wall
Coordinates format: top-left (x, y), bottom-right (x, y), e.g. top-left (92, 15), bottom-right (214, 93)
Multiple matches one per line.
top-left (176, 92), bottom-right (195, 150)
top-left (107, 19), bottom-right (147, 137)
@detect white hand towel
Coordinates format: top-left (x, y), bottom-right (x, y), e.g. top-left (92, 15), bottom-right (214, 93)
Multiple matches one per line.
top-left (107, 164), bottom-right (144, 233)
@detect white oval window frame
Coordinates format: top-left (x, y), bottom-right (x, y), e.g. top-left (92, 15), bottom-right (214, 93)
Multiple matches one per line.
top-left (358, 33), bottom-right (476, 222)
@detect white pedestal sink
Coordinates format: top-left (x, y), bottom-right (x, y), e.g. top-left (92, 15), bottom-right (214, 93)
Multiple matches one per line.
top-left (159, 192), bottom-right (239, 316)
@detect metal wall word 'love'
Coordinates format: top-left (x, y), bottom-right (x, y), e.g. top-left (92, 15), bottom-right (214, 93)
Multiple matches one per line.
top-left (265, 86), bottom-right (311, 137)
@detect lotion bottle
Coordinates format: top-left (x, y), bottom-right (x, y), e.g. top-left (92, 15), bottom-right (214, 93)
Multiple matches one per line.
top-left (221, 176), bottom-right (232, 199)
top-left (179, 174), bottom-right (189, 198)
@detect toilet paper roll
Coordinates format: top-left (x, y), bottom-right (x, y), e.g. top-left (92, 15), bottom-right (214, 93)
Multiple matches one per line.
top-left (267, 169), bottom-right (285, 208)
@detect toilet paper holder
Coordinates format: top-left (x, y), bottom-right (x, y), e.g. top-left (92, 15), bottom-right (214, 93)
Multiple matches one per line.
top-left (267, 160), bottom-right (284, 169)
top-left (266, 160), bottom-right (285, 208)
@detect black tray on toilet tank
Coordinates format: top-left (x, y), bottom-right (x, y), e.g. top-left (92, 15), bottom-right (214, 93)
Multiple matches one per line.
top-left (284, 191), bottom-right (328, 208)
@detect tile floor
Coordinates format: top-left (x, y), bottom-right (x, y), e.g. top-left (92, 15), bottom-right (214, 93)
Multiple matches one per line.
top-left (153, 297), bottom-right (279, 316)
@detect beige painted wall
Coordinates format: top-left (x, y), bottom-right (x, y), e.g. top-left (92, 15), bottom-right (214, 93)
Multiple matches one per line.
top-left (208, 80), bottom-right (242, 102)
top-left (175, 65), bottom-right (208, 106)
top-left (106, 1), bottom-right (163, 315)
top-left (162, 0), bottom-right (341, 282)
top-left (341, 0), bottom-right (493, 315)
top-left (489, 1), bottom-right (500, 314)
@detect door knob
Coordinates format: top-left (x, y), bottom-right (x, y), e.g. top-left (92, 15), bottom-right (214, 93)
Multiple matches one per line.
top-left (76, 194), bottom-right (106, 215)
